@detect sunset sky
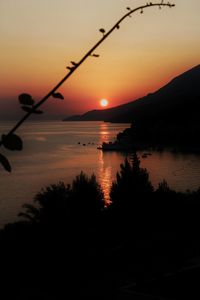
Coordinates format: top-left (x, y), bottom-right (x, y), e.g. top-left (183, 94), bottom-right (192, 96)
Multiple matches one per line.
top-left (0, 0), bottom-right (199, 118)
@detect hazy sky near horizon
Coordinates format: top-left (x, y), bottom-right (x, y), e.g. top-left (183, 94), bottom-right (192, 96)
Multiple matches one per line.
top-left (0, 0), bottom-right (199, 118)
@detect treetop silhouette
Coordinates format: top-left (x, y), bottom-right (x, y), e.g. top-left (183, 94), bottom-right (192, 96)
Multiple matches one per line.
top-left (110, 153), bottom-right (153, 209)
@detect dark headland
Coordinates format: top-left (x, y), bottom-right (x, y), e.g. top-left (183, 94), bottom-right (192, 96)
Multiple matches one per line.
top-left (64, 65), bottom-right (200, 151)
top-left (64, 64), bottom-right (200, 123)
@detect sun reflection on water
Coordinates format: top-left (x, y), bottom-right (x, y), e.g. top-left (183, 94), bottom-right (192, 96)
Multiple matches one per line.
top-left (97, 123), bottom-right (113, 203)
top-left (99, 123), bottom-right (112, 144)
top-left (98, 150), bottom-right (112, 204)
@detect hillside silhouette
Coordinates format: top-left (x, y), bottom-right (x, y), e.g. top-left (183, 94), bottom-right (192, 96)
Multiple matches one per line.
top-left (64, 64), bottom-right (200, 149)
top-left (64, 64), bottom-right (200, 123)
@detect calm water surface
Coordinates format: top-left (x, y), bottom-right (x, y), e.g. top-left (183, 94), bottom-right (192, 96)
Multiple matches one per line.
top-left (0, 121), bottom-right (200, 227)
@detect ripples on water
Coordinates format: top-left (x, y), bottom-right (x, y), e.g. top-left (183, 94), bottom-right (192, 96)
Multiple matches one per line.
top-left (0, 121), bottom-right (200, 227)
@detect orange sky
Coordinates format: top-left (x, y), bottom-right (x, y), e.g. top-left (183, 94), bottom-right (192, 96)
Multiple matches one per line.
top-left (0, 0), bottom-right (200, 118)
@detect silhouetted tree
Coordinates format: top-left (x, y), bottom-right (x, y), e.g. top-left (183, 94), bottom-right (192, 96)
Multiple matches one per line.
top-left (110, 153), bottom-right (153, 210)
top-left (19, 173), bottom-right (105, 227)
top-left (155, 179), bottom-right (176, 199)
top-left (19, 181), bottom-right (70, 227)
top-left (69, 172), bottom-right (105, 219)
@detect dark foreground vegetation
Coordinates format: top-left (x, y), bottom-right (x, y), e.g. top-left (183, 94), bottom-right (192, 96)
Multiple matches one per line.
top-left (0, 153), bottom-right (200, 299)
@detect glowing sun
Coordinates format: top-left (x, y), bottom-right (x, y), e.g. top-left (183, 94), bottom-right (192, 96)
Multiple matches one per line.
top-left (100, 99), bottom-right (109, 107)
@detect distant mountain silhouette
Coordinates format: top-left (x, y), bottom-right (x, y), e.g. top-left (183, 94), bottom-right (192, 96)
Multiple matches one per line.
top-left (64, 64), bottom-right (200, 149)
top-left (63, 64), bottom-right (200, 124)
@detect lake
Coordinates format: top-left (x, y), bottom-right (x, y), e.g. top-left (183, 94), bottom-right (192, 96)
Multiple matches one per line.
top-left (0, 120), bottom-right (200, 227)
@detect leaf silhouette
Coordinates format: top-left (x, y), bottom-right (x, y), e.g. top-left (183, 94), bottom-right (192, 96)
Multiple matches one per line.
top-left (92, 54), bottom-right (100, 57)
top-left (52, 93), bottom-right (64, 100)
top-left (0, 153), bottom-right (11, 172)
top-left (2, 134), bottom-right (23, 151)
top-left (18, 94), bottom-right (34, 106)
top-left (21, 106), bottom-right (44, 114)
top-left (99, 28), bottom-right (105, 34)
top-left (66, 66), bottom-right (74, 70)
